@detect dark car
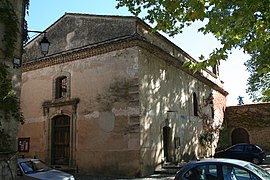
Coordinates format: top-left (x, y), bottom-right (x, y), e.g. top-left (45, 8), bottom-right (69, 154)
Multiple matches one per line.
top-left (17, 158), bottom-right (75, 180)
top-left (214, 143), bottom-right (266, 165)
top-left (174, 158), bottom-right (270, 180)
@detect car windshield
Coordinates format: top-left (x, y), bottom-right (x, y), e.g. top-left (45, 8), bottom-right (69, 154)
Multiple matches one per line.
top-left (245, 163), bottom-right (270, 179)
top-left (19, 160), bottom-right (50, 174)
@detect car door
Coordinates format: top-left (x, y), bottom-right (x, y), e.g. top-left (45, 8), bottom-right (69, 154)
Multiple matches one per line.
top-left (243, 145), bottom-right (255, 162)
top-left (225, 145), bottom-right (245, 160)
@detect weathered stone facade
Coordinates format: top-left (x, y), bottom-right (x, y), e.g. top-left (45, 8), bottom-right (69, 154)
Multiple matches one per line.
top-left (0, 0), bottom-right (26, 179)
top-left (220, 103), bottom-right (270, 151)
top-left (19, 13), bottom-right (227, 177)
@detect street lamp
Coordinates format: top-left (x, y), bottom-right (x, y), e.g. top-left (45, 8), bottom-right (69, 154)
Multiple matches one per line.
top-left (40, 36), bottom-right (50, 56)
top-left (13, 58), bottom-right (21, 68)
top-left (13, 31), bottom-right (51, 68)
top-left (27, 30), bottom-right (50, 56)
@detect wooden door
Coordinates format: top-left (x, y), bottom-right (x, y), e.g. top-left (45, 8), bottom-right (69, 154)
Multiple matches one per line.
top-left (163, 126), bottom-right (172, 162)
top-left (51, 115), bottom-right (70, 165)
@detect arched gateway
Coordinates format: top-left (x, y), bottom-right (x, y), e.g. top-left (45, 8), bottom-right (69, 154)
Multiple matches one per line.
top-left (231, 128), bottom-right (250, 145)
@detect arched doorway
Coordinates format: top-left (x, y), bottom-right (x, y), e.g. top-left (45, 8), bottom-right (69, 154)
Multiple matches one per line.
top-left (231, 128), bottom-right (249, 145)
top-left (163, 126), bottom-right (172, 162)
top-left (51, 115), bottom-right (70, 165)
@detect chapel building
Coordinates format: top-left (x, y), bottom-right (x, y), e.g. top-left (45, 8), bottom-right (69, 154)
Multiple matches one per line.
top-left (19, 13), bottom-right (227, 177)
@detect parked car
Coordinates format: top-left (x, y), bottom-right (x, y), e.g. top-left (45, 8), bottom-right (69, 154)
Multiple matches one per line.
top-left (214, 143), bottom-right (266, 165)
top-left (17, 158), bottom-right (75, 180)
top-left (174, 158), bottom-right (270, 180)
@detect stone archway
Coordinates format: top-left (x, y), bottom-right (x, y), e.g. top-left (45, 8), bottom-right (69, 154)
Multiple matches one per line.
top-left (231, 128), bottom-right (249, 145)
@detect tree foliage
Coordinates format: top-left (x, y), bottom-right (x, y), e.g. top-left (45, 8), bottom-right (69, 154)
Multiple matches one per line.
top-left (0, 63), bottom-right (23, 123)
top-left (116, 0), bottom-right (270, 102)
top-left (0, 0), bottom-right (19, 58)
top-left (245, 50), bottom-right (270, 102)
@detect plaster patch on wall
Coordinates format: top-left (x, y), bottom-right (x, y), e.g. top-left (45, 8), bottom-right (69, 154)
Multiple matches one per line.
top-left (112, 108), bottom-right (128, 116)
top-left (75, 17), bottom-right (83, 26)
top-left (84, 111), bottom-right (100, 119)
top-left (127, 57), bottom-right (138, 78)
top-left (24, 117), bottom-right (45, 123)
top-left (65, 31), bottom-right (75, 50)
top-left (99, 111), bottom-right (115, 132)
top-left (96, 78), bottom-right (135, 111)
top-left (128, 107), bottom-right (139, 115)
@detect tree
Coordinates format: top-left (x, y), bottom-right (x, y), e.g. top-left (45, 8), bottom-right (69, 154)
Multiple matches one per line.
top-left (245, 49), bottom-right (270, 102)
top-left (116, 0), bottom-right (270, 102)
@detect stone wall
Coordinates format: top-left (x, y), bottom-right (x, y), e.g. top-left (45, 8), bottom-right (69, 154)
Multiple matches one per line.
top-left (19, 47), bottom-right (142, 177)
top-left (20, 13), bottom-right (227, 177)
top-left (23, 13), bottom-right (137, 61)
top-left (138, 46), bottom-right (226, 174)
top-left (220, 103), bottom-right (270, 151)
top-left (0, 0), bottom-right (25, 179)
top-left (0, 153), bottom-right (17, 180)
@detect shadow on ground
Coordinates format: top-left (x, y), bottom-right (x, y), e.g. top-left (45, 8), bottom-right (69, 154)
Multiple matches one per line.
top-left (73, 154), bottom-right (270, 180)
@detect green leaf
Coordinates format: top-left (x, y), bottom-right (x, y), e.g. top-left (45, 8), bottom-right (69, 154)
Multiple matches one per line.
top-left (117, 0), bottom-right (270, 102)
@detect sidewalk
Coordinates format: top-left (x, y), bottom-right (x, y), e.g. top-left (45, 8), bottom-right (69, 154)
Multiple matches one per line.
top-left (72, 165), bottom-right (178, 180)
top-left (74, 173), bottom-right (175, 180)
top-left (73, 155), bottom-right (270, 179)
top-left (72, 162), bottom-right (180, 179)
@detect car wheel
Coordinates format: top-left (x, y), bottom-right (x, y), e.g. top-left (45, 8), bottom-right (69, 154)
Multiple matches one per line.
top-left (252, 157), bottom-right (260, 165)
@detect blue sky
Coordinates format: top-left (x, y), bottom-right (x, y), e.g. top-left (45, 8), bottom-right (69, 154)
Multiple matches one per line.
top-left (26, 0), bottom-right (252, 105)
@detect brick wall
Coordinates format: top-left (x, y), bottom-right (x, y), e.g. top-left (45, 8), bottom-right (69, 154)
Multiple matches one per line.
top-left (222, 103), bottom-right (270, 151)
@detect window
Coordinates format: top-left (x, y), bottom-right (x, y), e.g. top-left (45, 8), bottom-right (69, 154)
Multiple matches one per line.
top-left (53, 72), bottom-right (71, 100)
top-left (229, 145), bottom-right (244, 152)
top-left (55, 76), bottom-right (67, 98)
top-left (184, 165), bottom-right (218, 179)
top-left (246, 145), bottom-right (255, 152)
top-left (222, 165), bottom-right (259, 180)
top-left (211, 106), bottom-right (214, 119)
top-left (212, 64), bottom-right (219, 76)
top-left (247, 163), bottom-right (270, 179)
top-left (193, 92), bottom-right (198, 116)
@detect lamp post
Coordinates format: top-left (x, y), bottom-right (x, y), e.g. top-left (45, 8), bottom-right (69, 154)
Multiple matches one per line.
top-left (40, 36), bottom-right (50, 56)
top-left (27, 30), bottom-right (50, 56)
top-left (13, 30), bottom-right (51, 68)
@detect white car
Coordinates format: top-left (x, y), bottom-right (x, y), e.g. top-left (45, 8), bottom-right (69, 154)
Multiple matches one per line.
top-left (174, 158), bottom-right (270, 180)
top-left (17, 158), bottom-right (75, 180)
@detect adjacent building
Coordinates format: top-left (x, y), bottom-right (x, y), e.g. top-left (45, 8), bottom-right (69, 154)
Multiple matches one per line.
top-left (19, 13), bottom-right (227, 177)
top-left (220, 103), bottom-right (270, 151)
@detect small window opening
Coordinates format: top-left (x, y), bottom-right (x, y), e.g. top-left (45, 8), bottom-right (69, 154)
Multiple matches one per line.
top-left (193, 92), bottom-right (198, 116)
top-left (55, 76), bottom-right (67, 99)
top-left (211, 106), bottom-right (214, 119)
